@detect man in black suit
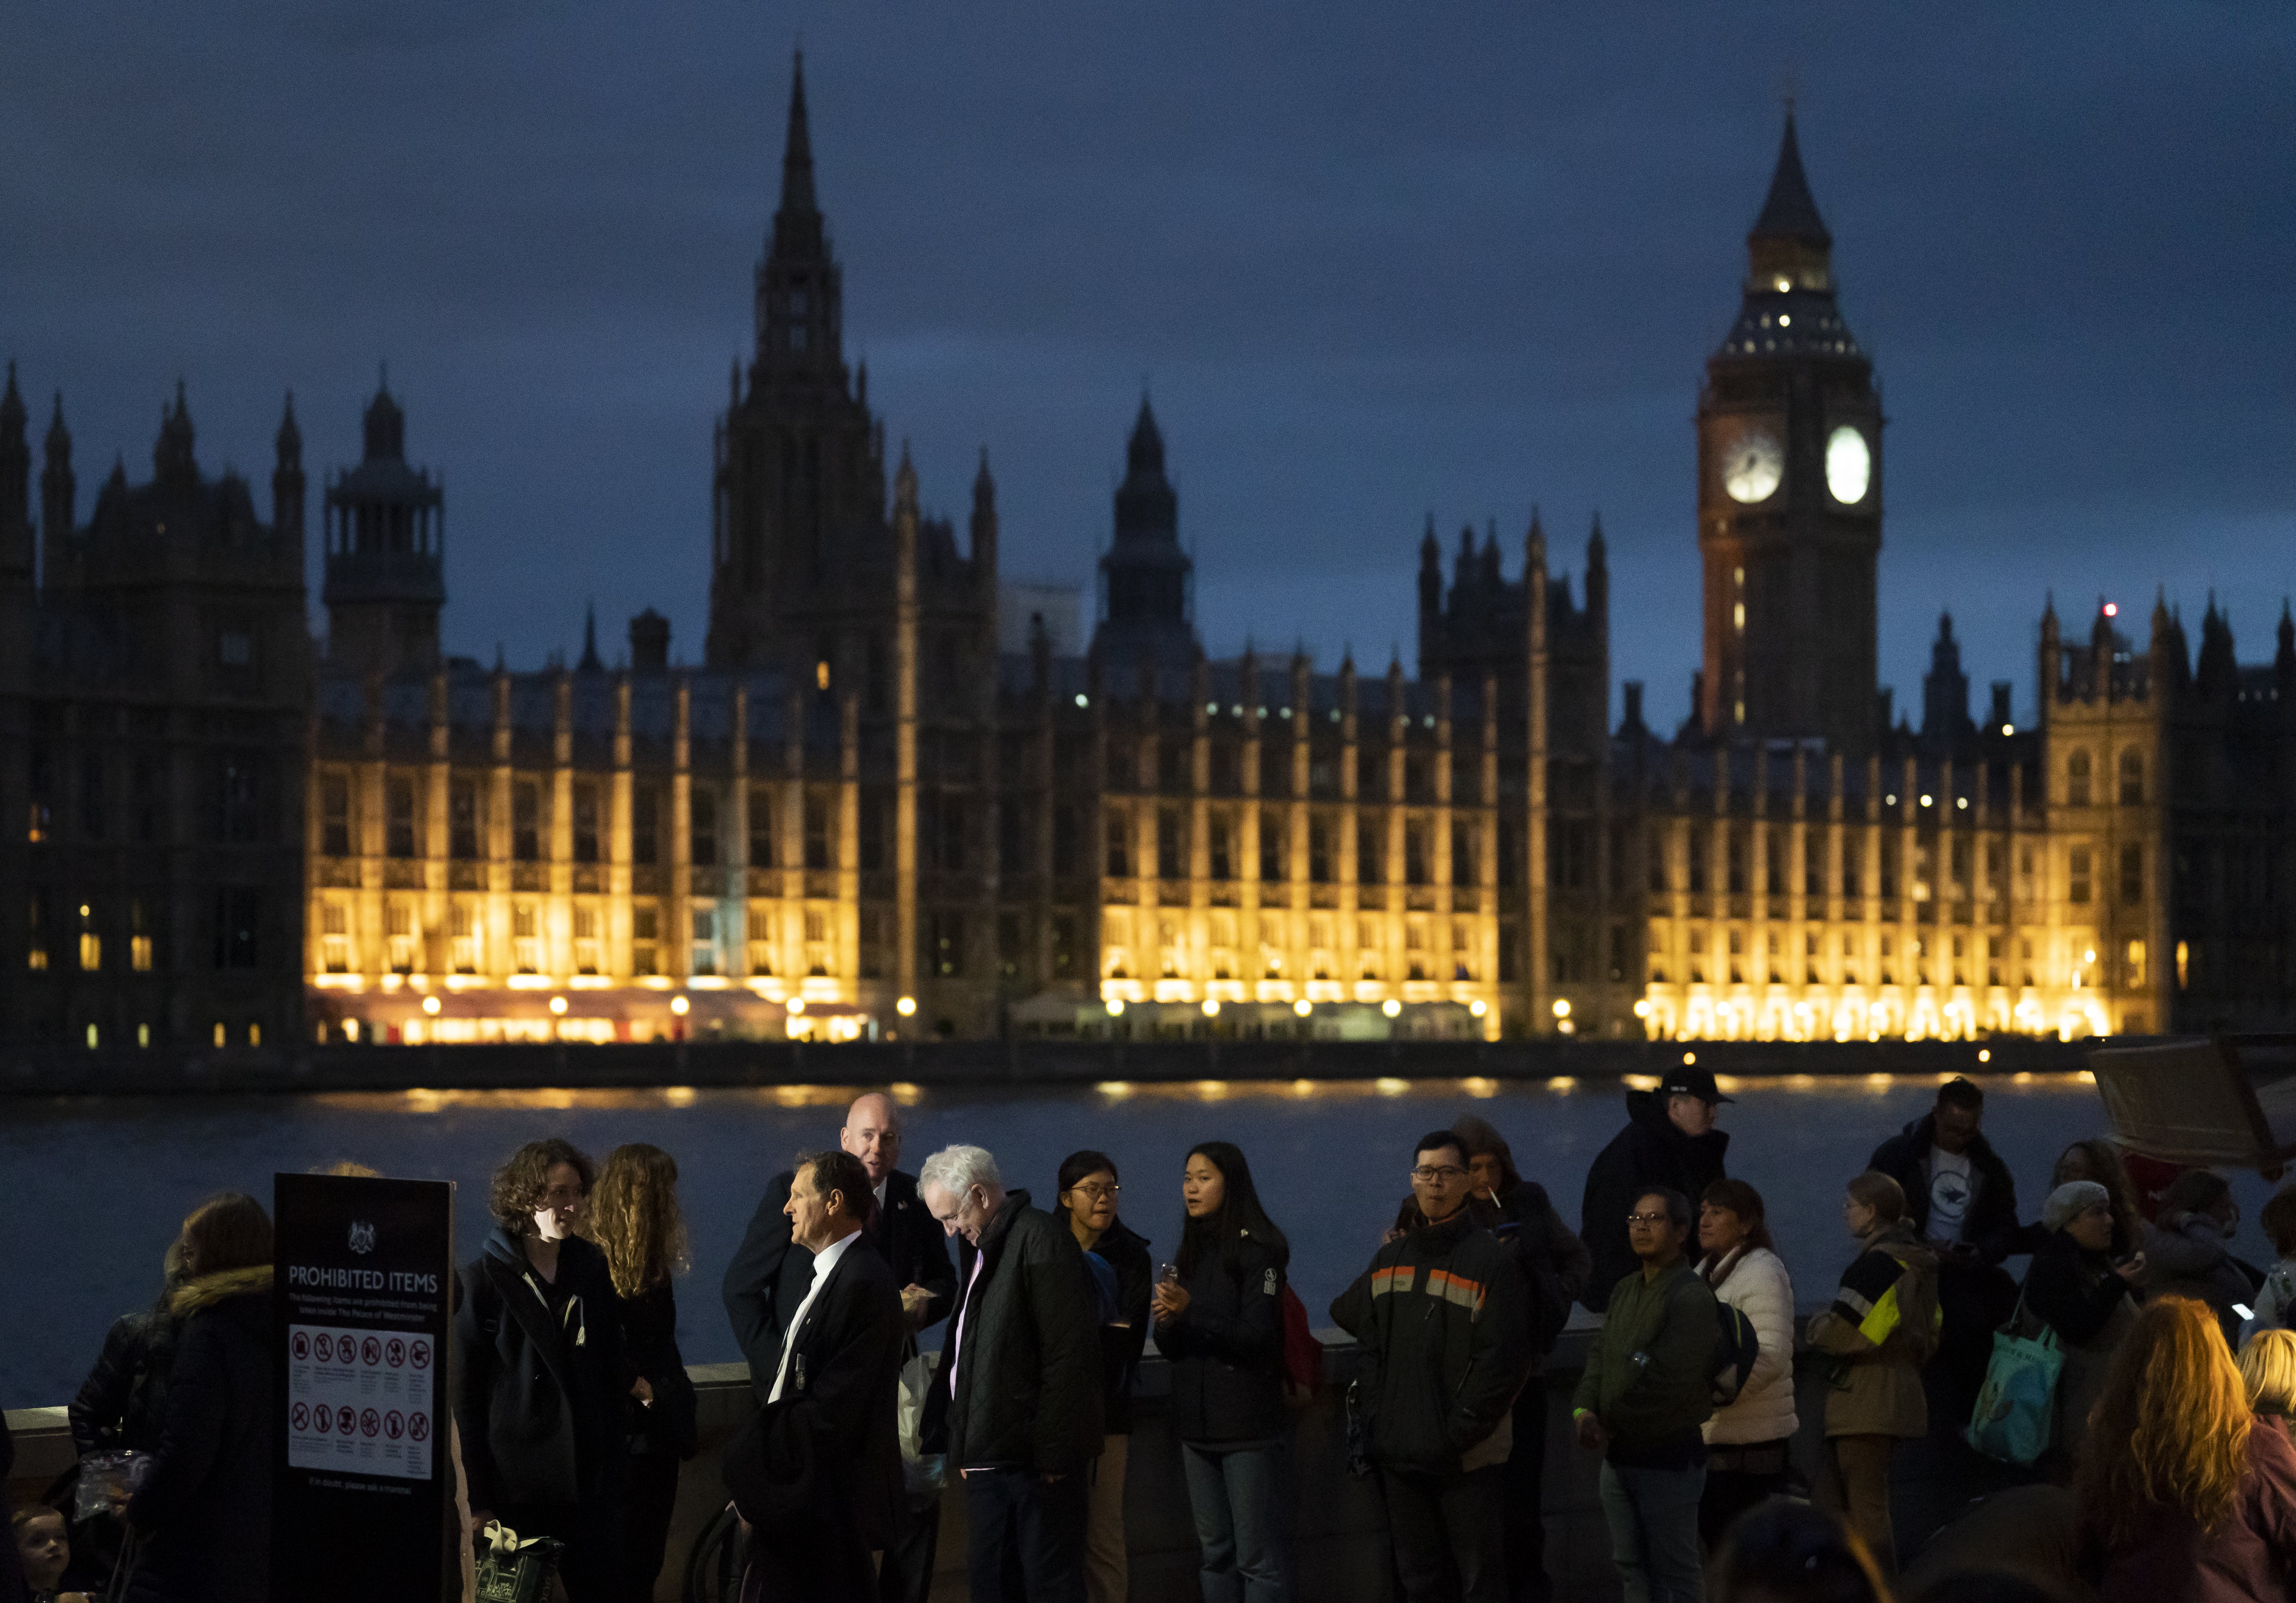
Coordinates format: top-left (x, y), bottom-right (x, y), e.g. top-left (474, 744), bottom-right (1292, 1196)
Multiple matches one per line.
top-left (725, 1149), bottom-right (907, 1603)
top-left (723, 1090), bottom-right (957, 1601)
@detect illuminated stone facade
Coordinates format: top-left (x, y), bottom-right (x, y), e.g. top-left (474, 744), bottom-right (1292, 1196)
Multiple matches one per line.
top-left (18, 69), bottom-right (2281, 1053)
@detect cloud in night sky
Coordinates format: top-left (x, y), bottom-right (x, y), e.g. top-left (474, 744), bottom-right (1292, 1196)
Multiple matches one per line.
top-left (3, 3), bottom-right (2289, 728)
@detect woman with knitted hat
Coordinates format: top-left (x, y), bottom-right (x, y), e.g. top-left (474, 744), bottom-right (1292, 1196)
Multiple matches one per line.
top-left (2018, 1179), bottom-right (2146, 1473)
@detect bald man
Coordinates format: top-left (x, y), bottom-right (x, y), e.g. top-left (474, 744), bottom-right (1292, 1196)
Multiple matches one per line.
top-left (725, 1090), bottom-right (958, 1603)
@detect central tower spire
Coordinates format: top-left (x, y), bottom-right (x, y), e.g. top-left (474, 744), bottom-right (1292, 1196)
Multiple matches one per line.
top-left (753, 49), bottom-right (843, 375)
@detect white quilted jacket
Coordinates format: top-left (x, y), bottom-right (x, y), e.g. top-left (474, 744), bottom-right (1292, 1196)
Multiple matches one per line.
top-left (1698, 1245), bottom-right (1800, 1446)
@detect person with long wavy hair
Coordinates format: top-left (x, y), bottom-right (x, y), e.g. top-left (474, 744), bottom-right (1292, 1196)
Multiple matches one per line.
top-left (587, 1143), bottom-right (696, 1603)
top-left (2077, 1295), bottom-right (2296, 1600)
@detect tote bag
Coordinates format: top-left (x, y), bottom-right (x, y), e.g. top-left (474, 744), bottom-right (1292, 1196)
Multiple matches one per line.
top-left (1965, 1294), bottom-right (2063, 1466)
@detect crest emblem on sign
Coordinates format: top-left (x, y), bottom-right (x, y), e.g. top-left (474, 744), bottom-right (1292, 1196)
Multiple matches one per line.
top-left (349, 1220), bottom-right (376, 1255)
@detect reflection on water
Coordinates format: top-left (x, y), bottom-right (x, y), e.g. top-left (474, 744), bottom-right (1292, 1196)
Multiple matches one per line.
top-left (0, 1070), bottom-right (2152, 1411)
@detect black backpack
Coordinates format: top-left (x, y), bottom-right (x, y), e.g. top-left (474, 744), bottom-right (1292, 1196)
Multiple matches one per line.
top-left (1710, 1297), bottom-right (1762, 1406)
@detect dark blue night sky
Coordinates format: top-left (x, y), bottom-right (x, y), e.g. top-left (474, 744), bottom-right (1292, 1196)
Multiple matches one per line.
top-left (3, 5), bottom-right (2288, 728)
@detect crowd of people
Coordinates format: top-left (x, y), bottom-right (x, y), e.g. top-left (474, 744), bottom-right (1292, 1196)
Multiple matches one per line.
top-left (16, 1070), bottom-right (2296, 1603)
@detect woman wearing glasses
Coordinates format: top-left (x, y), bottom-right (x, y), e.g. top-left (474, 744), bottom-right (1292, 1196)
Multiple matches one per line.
top-left (1152, 1141), bottom-right (1295, 1602)
top-left (1057, 1150), bottom-right (1153, 1603)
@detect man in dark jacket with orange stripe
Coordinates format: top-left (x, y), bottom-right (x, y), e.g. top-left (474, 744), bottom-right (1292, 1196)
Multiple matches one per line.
top-left (1334, 1130), bottom-right (1533, 1603)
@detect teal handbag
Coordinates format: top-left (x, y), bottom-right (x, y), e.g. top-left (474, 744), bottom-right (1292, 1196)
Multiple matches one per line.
top-left (1965, 1293), bottom-right (2063, 1465)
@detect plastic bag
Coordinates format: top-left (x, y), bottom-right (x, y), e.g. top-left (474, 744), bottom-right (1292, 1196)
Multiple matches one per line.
top-left (895, 1353), bottom-right (945, 1498)
top-left (74, 1451), bottom-right (152, 1523)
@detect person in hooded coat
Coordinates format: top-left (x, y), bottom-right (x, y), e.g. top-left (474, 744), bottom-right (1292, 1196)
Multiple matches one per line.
top-left (2143, 1170), bottom-right (2258, 1351)
top-left (123, 1193), bottom-right (276, 1603)
top-left (1579, 1069), bottom-right (1730, 1315)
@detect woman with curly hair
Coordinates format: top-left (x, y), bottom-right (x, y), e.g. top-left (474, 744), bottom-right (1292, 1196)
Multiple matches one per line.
top-left (452, 1137), bottom-right (626, 1600)
top-left (587, 1144), bottom-right (696, 1603)
top-left (2079, 1296), bottom-right (2296, 1599)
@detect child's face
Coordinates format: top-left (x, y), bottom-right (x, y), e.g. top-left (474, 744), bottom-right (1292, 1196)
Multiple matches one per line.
top-left (16, 1511), bottom-right (68, 1589)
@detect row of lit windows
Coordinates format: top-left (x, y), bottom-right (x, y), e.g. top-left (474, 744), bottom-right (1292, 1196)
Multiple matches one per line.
top-left (1647, 830), bottom-right (2141, 906)
top-left (1103, 807), bottom-right (1485, 886)
top-left (23, 893), bottom-right (257, 973)
top-left (1651, 927), bottom-right (2146, 991)
top-left (1102, 910), bottom-right (1482, 983)
top-left (319, 772), bottom-right (840, 870)
top-left (317, 898), bottom-right (845, 982)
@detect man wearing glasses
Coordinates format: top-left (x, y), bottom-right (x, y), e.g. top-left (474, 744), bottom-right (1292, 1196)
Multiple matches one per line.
top-left (1573, 1188), bottom-right (1719, 1603)
top-left (1333, 1129), bottom-right (1532, 1603)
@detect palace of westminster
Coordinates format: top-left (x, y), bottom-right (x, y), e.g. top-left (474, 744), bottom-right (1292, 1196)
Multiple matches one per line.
top-left (3, 61), bottom-right (2291, 1054)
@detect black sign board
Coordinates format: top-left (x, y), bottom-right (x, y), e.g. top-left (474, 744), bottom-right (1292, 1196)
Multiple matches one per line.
top-left (273, 1172), bottom-right (454, 1603)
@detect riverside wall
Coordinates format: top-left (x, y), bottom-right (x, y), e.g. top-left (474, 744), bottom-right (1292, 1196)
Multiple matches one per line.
top-left (7, 1319), bottom-right (1988, 1603)
top-left (0, 1033), bottom-right (2101, 1096)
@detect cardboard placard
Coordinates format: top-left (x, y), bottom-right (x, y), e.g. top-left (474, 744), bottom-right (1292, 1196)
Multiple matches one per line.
top-left (273, 1172), bottom-right (454, 1603)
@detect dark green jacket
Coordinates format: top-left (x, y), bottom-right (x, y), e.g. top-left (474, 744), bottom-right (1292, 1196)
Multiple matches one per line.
top-left (1573, 1258), bottom-right (1716, 1453)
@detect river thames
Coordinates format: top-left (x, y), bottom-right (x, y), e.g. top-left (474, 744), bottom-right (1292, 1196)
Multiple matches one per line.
top-left (7, 1072), bottom-right (2278, 1409)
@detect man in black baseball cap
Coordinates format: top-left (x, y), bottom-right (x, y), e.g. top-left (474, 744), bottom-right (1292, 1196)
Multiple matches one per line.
top-left (1578, 1067), bottom-right (1732, 1312)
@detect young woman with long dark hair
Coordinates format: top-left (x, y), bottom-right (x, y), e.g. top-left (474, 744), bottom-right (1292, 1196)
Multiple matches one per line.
top-left (1695, 1178), bottom-right (1798, 1549)
top-left (1152, 1141), bottom-right (1293, 1602)
top-left (587, 1143), bottom-right (696, 1603)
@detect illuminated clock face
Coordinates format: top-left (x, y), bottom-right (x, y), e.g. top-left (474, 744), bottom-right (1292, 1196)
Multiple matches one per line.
top-left (1826, 425), bottom-right (1871, 504)
top-left (1722, 428), bottom-right (1783, 503)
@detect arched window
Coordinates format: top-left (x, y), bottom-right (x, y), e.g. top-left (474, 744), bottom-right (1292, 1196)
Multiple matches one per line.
top-left (2118, 748), bottom-right (2145, 806)
top-left (2066, 748), bottom-right (2092, 807)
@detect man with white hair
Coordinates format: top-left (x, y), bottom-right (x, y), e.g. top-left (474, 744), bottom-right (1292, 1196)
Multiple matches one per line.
top-left (723, 1090), bottom-right (958, 1603)
top-left (919, 1144), bottom-right (1103, 1603)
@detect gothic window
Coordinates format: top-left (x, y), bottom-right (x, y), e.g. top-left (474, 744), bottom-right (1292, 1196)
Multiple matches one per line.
top-left (512, 904), bottom-right (539, 973)
top-left (1358, 817), bottom-right (1384, 883)
top-left (1688, 831), bottom-right (1709, 895)
top-left (321, 900), bottom-right (350, 974)
top-left (386, 774), bottom-right (416, 858)
top-left (573, 783), bottom-right (600, 865)
top-left (1051, 915), bottom-right (1076, 978)
top-left (632, 785), bottom-right (661, 867)
top-left (1404, 822), bottom-right (1428, 886)
top-left (1157, 738), bottom-right (1186, 793)
top-left (1210, 814), bottom-right (1234, 882)
top-left (322, 776), bottom-right (351, 858)
top-left (1805, 833), bottom-right (1826, 897)
top-left (2120, 844), bottom-right (2143, 906)
top-left (130, 898), bottom-right (154, 972)
top-left (221, 753), bottom-right (267, 845)
top-left (1726, 830), bottom-right (1747, 895)
top-left (574, 905), bottom-right (598, 976)
top-left (861, 795), bottom-right (885, 873)
top-left (691, 909), bottom-right (717, 976)
top-left (387, 902), bottom-right (416, 975)
top-left (2118, 749), bottom-right (2145, 806)
top-left (2069, 847), bottom-right (2093, 905)
top-left (133, 754), bottom-right (161, 843)
top-left (1451, 822), bottom-right (1476, 887)
top-left (1052, 804), bottom-right (1078, 876)
top-left (631, 905), bottom-right (659, 976)
top-left (2066, 748), bottom-right (2092, 807)
top-left (690, 789), bottom-right (718, 868)
top-left (1157, 808), bottom-right (1183, 880)
top-left (512, 781), bottom-right (539, 862)
top-left (81, 752), bottom-right (105, 840)
top-left (1105, 810), bottom-right (1130, 878)
top-left (1000, 802), bottom-right (1028, 877)
top-left (1309, 817), bottom-right (1333, 883)
top-left (1841, 836), bottom-right (1862, 898)
top-left (806, 796), bottom-right (834, 871)
top-left (450, 779), bottom-right (479, 860)
top-left (1651, 827), bottom-right (1671, 894)
top-left (213, 888), bottom-right (261, 970)
top-left (1765, 828), bottom-right (1785, 895)
top-left (1262, 816), bottom-right (1286, 882)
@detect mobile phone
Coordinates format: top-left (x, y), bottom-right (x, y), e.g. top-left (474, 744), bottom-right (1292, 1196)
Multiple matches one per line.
top-left (2235, 1303), bottom-right (2255, 1322)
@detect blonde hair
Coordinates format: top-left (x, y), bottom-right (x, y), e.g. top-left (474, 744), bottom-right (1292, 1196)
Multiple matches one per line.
top-left (2079, 1297), bottom-right (2253, 1549)
top-left (586, 1143), bottom-right (689, 1299)
top-left (2238, 1328), bottom-right (2296, 1417)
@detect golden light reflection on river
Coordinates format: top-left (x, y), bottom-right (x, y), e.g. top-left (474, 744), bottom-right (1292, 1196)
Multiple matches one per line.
top-left (306, 1070), bottom-right (2097, 1116)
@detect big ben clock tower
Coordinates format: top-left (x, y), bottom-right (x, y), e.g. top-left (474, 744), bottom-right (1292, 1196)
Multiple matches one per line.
top-left (1697, 113), bottom-right (1882, 753)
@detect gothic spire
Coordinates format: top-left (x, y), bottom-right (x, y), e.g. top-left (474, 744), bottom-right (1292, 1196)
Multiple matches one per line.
top-left (579, 602), bottom-right (603, 672)
top-left (1750, 111), bottom-right (1831, 248)
top-left (772, 50), bottom-right (824, 260)
top-left (0, 360), bottom-right (23, 439)
top-left (275, 391), bottom-right (301, 465)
